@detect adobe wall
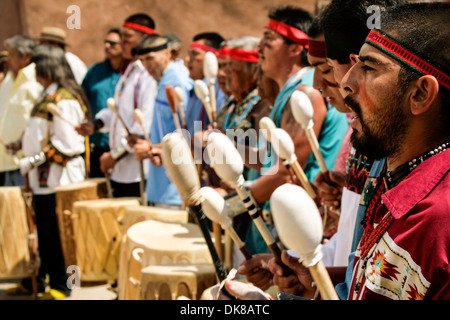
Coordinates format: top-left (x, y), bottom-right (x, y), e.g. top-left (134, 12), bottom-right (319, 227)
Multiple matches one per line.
top-left (0, 0), bottom-right (324, 67)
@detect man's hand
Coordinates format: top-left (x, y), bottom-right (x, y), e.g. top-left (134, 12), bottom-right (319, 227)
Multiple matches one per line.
top-left (75, 122), bottom-right (95, 137)
top-left (99, 152), bottom-right (116, 173)
top-left (126, 134), bottom-right (142, 148)
top-left (133, 139), bottom-right (151, 161)
top-left (314, 170), bottom-right (346, 208)
top-left (237, 253), bottom-right (274, 291)
top-left (268, 250), bottom-right (316, 299)
top-left (5, 141), bottom-right (21, 155)
top-left (149, 147), bottom-right (163, 167)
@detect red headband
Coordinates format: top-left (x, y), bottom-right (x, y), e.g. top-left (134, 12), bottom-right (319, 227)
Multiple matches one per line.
top-left (190, 42), bottom-right (219, 55)
top-left (228, 48), bottom-right (259, 63)
top-left (265, 19), bottom-right (309, 49)
top-left (366, 29), bottom-right (450, 90)
top-left (218, 46), bottom-right (231, 59)
top-left (122, 22), bottom-right (155, 35)
top-left (308, 40), bottom-right (327, 58)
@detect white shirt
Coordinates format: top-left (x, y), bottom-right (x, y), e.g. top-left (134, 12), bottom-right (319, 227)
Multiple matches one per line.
top-left (0, 63), bottom-right (42, 172)
top-left (22, 83), bottom-right (86, 194)
top-left (322, 147), bottom-right (361, 267)
top-left (96, 59), bottom-right (157, 183)
top-left (65, 51), bottom-right (87, 85)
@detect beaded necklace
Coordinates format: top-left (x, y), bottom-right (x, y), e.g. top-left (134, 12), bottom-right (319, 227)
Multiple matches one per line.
top-left (358, 141), bottom-right (450, 260)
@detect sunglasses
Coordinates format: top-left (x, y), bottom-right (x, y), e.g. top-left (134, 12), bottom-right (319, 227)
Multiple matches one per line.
top-left (105, 40), bottom-right (119, 46)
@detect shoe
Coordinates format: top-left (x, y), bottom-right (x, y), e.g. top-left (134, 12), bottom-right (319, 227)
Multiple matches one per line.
top-left (40, 289), bottom-right (67, 300)
top-left (6, 284), bottom-right (32, 295)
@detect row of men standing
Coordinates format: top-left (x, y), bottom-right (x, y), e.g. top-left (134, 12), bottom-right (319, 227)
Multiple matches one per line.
top-left (0, 9), bottom-right (349, 299)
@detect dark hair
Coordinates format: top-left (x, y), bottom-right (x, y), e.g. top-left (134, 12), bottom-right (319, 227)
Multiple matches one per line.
top-left (268, 6), bottom-right (313, 65)
top-left (320, 0), bottom-right (407, 64)
top-left (125, 13), bottom-right (155, 31)
top-left (193, 32), bottom-right (224, 49)
top-left (380, 2), bottom-right (450, 124)
top-left (107, 28), bottom-right (121, 36)
top-left (307, 17), bottom-right (323, 38)
top-left (32, 45), bottom-right (91, 120)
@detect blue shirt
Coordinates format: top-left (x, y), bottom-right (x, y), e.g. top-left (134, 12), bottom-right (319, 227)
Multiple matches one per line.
top-left (146, 63), bottom-right (192, 205)
top-left (82, 60), bottom-right (120, 147)
top-left (185, 78), bottom-right (226, 136)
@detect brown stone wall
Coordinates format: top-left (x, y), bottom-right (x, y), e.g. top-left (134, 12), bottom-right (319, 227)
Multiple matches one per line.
top-left (0, 0), bottom-right (324, 67)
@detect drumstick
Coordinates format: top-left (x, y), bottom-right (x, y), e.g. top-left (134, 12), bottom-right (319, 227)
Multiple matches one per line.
top-left (200, 186), bottom-right (253, 260)
top-left (161, 132), bottom-right (235, 299)
top-left (259, 117), bottom-right (316, 199)
top-left (133, 109), bottom-right (152, 146)
top-left (174, 86), bottom-right (187, 130)
top-left (107, 97), bottom-right (146, 205)
top-left (165, 85), bottom-right (182, 132)
top-left (206, 132), bottom-right (292, 275)
top-left (270, 184), bottom-right (339, 300)
top-left (259, 116), bottom-right (296, 184)
top-left (290, 91), bottom-right (332, 184)
top-left (46, 103), bottom-right (78, 127)
top-left (271, 128), bottom-right (316, 199)
top-left (194, 80), bottom-right (213, 124)
top-left (204, 52), bottom-right (218, 124)
top-left (107, 97), bottom-right (130, 135)
top-left (259, 116), bottom-right (276, 142)
top-left (105, 173), bottom-right (113, 198)
top-left (132, 108), bottom-right (153, 206)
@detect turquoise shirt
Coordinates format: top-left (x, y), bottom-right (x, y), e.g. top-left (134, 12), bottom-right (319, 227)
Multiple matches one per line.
top-left (82, 60), bottom-right (120, 148)
top-left (146, 63), bottom-right (192, 205)
top-left (245, 68), bottom-right (349, 254)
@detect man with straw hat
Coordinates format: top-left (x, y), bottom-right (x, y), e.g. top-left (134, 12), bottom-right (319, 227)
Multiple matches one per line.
top-left (37, 26), bottom-right (87, 85)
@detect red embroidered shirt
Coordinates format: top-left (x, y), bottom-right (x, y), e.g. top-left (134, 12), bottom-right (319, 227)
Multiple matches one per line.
top-left (349, 149), bottom-right (450, 300)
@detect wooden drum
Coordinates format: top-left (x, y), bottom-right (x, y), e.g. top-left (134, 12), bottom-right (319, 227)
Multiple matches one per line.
top-left (0, 187), bottom-right (33, 279)
top-left (134, 220), bottom-right (213, 266)
top-left (140, 264), bottom-right (217, 300)
top-left (121, 205), bottom-right (189, 234)
top-left (118, 220), bottom-right (213, 300)
top-left (55, 178), bottom-right (109, 267)
top-left (118, 205), bottom-right (188, 299)
top-left (71, 198), bottom-right (140, 282)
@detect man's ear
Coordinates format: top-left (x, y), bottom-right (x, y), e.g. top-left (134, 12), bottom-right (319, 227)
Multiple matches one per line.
top-left (408, 75), bottom-right (440, 116)
top-left (24, 53), bottom-right (33, 65)
top-left (349, 53), bottom-right (359, 65)
top-left (289, 43), bottom-right (304, 58)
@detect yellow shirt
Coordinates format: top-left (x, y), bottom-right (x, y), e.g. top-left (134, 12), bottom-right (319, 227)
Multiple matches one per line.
top-left (0, 63), bottom-right (42, 172)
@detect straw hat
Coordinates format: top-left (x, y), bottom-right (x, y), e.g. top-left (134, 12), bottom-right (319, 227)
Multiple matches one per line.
top-left (0, 51), bottom-right (8, 61)
top-left (37, 27), bottom-right (69, 46)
